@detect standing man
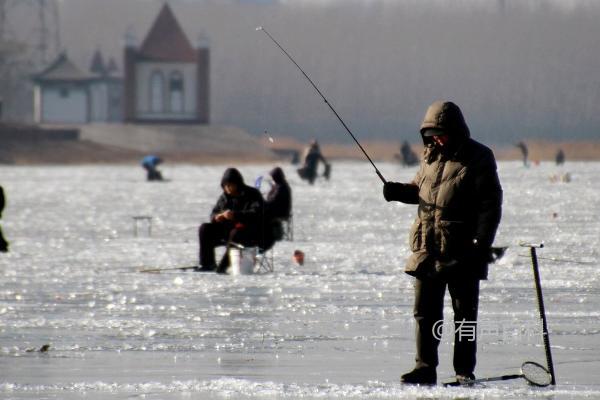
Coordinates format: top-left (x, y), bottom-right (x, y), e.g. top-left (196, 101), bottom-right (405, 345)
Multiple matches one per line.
top-left (383, 101), bottom-right (502, 385)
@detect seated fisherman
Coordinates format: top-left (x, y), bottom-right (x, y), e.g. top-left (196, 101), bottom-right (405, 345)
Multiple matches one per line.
top-left (197, 168), bottom-right (264, 273)
top-left (264, 167), bottom-right (292, 246)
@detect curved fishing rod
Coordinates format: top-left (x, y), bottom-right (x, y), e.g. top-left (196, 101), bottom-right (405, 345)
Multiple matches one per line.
top-left (256, 26), bottom-right (386, 184)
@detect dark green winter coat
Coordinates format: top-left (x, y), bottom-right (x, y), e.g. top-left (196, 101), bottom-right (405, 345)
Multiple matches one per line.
top-left (384, 101), bottom-right (503, 280)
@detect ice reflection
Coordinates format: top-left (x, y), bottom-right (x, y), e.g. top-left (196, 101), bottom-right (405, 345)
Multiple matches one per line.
top-left (0, 162), bottom-right (599, 398)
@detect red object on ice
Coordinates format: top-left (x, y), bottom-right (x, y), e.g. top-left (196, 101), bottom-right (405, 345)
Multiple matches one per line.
top-left (293, 250), bottom-right (305, 266)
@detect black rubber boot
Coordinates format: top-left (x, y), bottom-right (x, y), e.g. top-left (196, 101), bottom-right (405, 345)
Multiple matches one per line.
top-left (400, 367), bottom-right (437, 385)
top-left (194, 265), bottom-right (216, 272)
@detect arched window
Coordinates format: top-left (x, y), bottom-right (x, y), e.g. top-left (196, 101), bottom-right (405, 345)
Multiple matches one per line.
top-left (169, 71), bottom-right (184, 113)
top-left (150, 71), bottom-right (164, 113)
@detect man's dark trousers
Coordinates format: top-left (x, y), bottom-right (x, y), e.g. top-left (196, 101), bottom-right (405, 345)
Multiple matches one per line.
top-left (413, 276), bottom-right (480, 375)
top-left (198, 222), bottom-right (258, 268)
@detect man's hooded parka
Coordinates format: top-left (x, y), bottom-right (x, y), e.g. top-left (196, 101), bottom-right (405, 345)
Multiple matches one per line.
top-left (386, 101), bottom-right (503, 280)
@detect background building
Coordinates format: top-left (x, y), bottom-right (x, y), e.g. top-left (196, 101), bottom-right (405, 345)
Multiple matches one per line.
top-left (123, 3), bottom-right (210, 124)
top-left (32, 51), bottom-right (122, 124)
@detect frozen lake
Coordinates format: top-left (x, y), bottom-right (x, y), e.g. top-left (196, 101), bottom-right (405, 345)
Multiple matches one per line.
top-left (0, 160), bottom-right (599, 399)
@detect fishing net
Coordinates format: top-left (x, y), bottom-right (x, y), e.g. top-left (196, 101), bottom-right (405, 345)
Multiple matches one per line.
top-left (521, 361), bottom-right (552, 387)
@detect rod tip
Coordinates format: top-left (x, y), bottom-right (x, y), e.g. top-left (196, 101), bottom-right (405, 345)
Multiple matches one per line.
top-left (255, 26), bottom-right (263, 31)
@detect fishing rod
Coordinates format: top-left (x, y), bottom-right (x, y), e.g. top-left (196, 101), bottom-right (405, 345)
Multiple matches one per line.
top-left (138, 266), bottom-right (198, 273)
top-left (256, 26), bottom-right (387, 184)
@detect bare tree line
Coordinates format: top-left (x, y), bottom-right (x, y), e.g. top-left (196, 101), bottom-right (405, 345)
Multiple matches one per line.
top-left (0, 0), bottom-right (61, 121)
top-left (0, 0), bottom-right (27, 120)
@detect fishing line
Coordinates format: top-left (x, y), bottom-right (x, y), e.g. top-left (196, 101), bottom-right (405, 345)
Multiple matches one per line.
top-left (264, 130), bottom-right (275, 143)
top-left (256, 26), bottom-right (386, 183)
top-left (517, 254), bottom-right (593, 265)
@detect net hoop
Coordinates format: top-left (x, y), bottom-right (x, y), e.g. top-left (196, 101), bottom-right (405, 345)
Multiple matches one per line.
top-left (521, 361), bottom-right (552, 387)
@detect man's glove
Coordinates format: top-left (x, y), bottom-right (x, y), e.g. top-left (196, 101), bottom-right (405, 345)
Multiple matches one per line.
top-left (383, 182), bottom-right (406, 202)
top-left (471, 239), bottom-right (497, 265)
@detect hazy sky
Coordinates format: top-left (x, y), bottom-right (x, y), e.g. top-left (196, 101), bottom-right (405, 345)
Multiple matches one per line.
top-left (11, 0), bottom-right (600, 144)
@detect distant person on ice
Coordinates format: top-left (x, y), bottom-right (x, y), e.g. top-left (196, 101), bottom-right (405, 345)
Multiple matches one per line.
top-left (382, 101), bottom-right (503, 385)
top-left (0, 185), bottom-right (9, 252)
top-left (141, 155), bottom-right (163, 181)
top-left (515, 141), bottom-right (528, 167)
top-left (264, 167), bottom-right (292, 244)
top-left (555, 148), bottom-right (565, 165)
top-left (196, 168), bottom-right (264, 273)
top-left (297, 139), bottom-right (330, 184)
top-left (394, 140), bottom-right (419, 167)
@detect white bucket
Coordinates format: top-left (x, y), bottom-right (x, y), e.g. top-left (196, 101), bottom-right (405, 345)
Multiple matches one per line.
top-left (228, 247), bottom-right (256, 275)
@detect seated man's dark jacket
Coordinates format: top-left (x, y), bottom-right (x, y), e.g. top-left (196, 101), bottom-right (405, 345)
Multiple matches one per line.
top-left (210, 168), bottom-right (264, 236)
top-left (265, 168), bottom-right (292, 221)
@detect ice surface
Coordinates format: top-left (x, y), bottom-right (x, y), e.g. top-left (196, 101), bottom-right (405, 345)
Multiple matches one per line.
top-left (0, 161), bottom-right (599, 399)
